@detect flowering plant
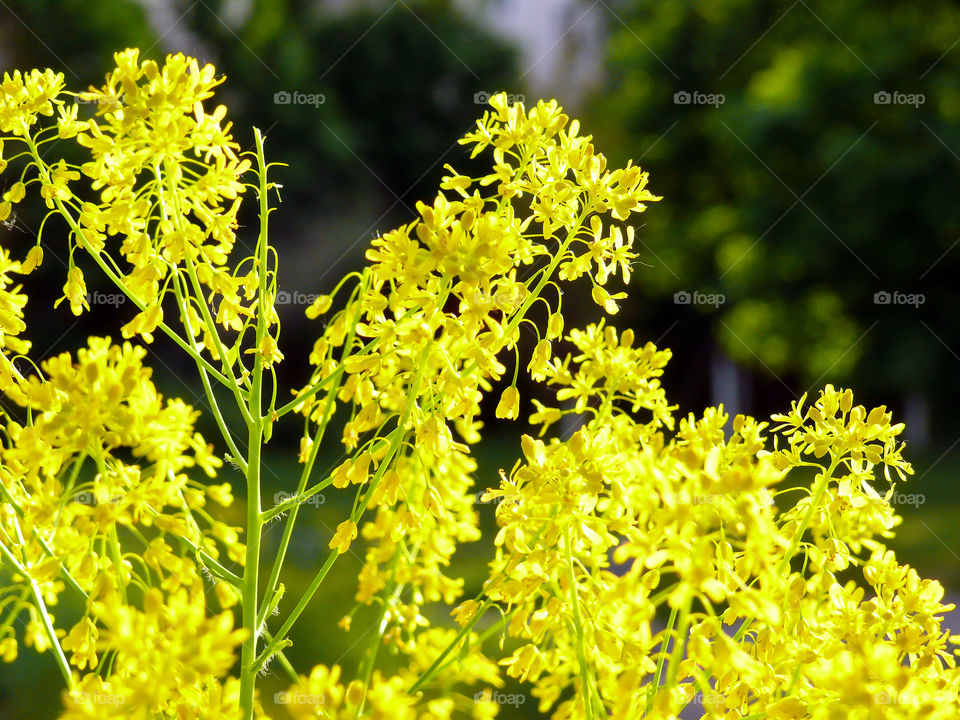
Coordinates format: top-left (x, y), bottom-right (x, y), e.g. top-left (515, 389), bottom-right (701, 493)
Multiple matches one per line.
top-left (0, 50), bottom-right (958, 719)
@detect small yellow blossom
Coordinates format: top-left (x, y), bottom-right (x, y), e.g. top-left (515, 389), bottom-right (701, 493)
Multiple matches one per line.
top-left (495, 385), bottom-right (520, 420)
top-left (329, 520), bottom-right (358, 554)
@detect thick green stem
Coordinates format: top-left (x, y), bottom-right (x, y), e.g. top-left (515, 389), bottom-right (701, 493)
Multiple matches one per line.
top-left (239, 127), bottom-right (272, 720)
top-left (239, 418), bottom-right (263, 719)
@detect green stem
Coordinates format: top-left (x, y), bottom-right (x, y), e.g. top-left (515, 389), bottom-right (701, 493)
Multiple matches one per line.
top-left (161, 157), bottom-right (254, 427)
top-left (408, 600), bottom-right (493, 694)
top-left (565, 527), bottom-right (596, 720)
top-left (0, 539), bottom-right (74, 688)
top-left (171, 269), bottom-right (246, 468)
top-left (31, 576), bottom-right (74, 688)
top-left (108, 525), bottom-right (127, 604)
top-left (0, 587), bottom-right (30, 639)
top-left (273, 368), bottom-right (342, 419)
top-left (239, 127), bottom-right (272, 720)
top-left (182, 254), bottom-right (254, 427)
top-left (252, 549), bottom-right (338, 675)
top-left (254, 340), bottom-right (433, 673)
top-left (648, 606), bottom-right (677, 713)
top-left (665, 593), bottom-right (692, 689)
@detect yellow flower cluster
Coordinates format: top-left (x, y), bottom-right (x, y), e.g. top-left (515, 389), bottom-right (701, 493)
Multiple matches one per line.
top-left (0, 337), bottom-right (246, 715)
top-left (58, 584), bottom-right (249, 719)
top-left (1, 49), bottom-right (279, 378)
top-left (0, 68), bottom-right (53, 388)
top-left (72, 50), bottom-right (255, 346)
top-left (0, 67), bottom-right (64, 136)
top-left (476, 344), bottom-right (959, 718)
top-left (295, 94), bottom-right (658, 660)
top-left (0, 244), bottom-right (32, 390)
top-left (2, 52), bottom-right (956, 720)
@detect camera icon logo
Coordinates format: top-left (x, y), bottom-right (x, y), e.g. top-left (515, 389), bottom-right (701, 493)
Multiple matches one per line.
top-left (874, 91), bottom-right (891, 105)
top-left (674, 290), bottom-right (691, 304)
top-left (873, 290), bottom-right (891, 304)
top-left (474, 90), bottom-right (492, 104)
top-left (674, 91), bottom-right (691, 105)
top-left (274, 90), bottom-right (292, 105)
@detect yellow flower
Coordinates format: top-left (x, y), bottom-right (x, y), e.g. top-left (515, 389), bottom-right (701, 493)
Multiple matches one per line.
top-left (495, 385), bottom-right (520, 420)
top-left (527, 338), bottom-right (552, 381)
top-left (329, 520), bottom-right (358, 554)
top-left (58, 266), bottom-right (88, 316)
top-left (591, 284), bottom-right (627, 314)
top-left (305, 293), bottom-right (333, 318)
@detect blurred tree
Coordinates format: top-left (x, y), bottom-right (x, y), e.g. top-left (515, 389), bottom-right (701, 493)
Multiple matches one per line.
top-left (185, 0), bottom-right (518, 209)
top-left (590, 0), bottom-right (960, 440)
top-left (0, 0), bottom-right (154, 85)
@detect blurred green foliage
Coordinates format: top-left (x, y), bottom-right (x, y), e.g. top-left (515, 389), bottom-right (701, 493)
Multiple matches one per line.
top-left (185, 0), bottom-right (517, 208)
top-left (590, 0), bottom-right (960, 431)
top-left (1, 0), bottom-right (155, 86)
